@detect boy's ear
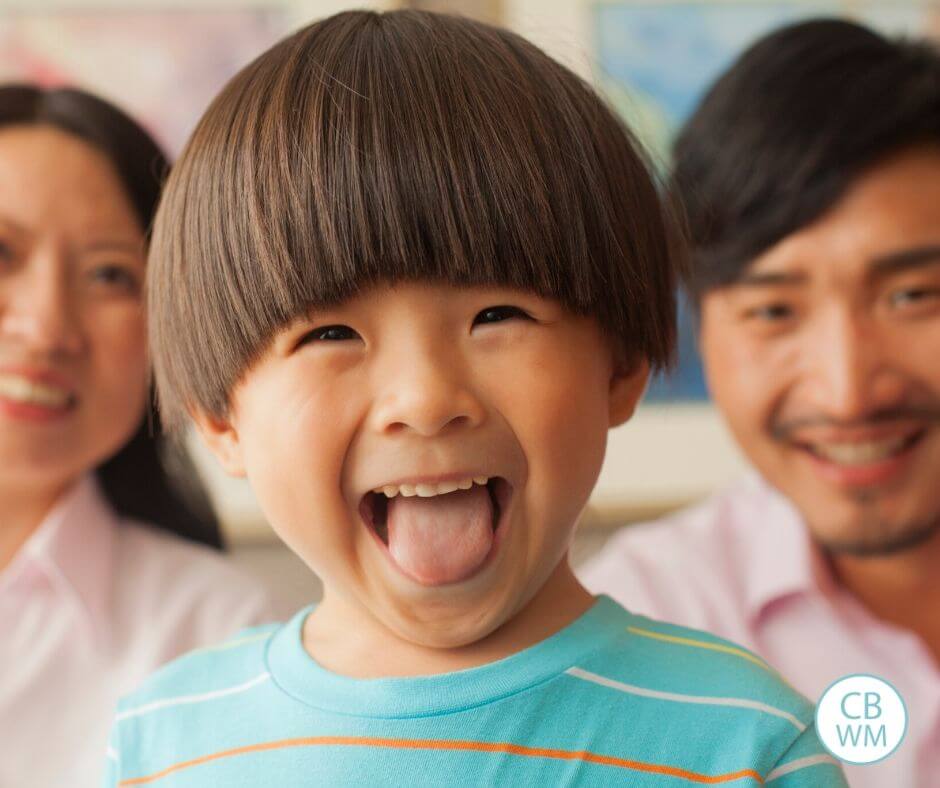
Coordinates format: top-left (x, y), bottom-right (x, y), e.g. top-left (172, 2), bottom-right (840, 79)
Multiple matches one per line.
top-left (190, 407), bottom-right (247, 478)
top-left (609, 356), bottom-right (650, 428)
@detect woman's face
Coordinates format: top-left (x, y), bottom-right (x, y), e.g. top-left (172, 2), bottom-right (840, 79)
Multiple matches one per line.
top-left (0, 126), bottom-right (149, 495)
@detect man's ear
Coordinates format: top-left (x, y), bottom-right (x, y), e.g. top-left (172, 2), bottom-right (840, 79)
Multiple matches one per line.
top-left (190, 407), bottom-right (247, 478)
top-left (609, 356), bottom-right (650, 428)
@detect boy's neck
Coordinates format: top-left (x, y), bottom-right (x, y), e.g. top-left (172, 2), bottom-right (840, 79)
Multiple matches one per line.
top-left (303, 558), bottom-right (595, 679)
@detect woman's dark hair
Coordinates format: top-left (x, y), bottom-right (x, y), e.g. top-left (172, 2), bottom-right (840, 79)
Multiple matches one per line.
top-left (0, 84), bottom-right (223, 549)
top-left (149, 10), bottom-right (681, 433)
top-left (673, 18), bottom-right (940, 302)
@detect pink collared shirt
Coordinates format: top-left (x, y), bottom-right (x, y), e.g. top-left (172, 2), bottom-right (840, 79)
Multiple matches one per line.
top-left (0, 475), bottom-right (279, 788)
top-left (578, 473), bottom-right (940, 788)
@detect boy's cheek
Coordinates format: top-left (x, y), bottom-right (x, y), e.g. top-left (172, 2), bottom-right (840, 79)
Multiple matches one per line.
top-left (519, 380), bottom-right (609, 515)
top-left (243, 404), bottom-right (365, 526)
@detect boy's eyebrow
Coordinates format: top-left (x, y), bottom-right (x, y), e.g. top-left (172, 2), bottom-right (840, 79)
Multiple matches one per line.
top-left (300, 300), bottom-right (347, 319)
top-left (731, 269), bottom-right (808, 288)
top-left (868, 244), bottom-right (940, 277)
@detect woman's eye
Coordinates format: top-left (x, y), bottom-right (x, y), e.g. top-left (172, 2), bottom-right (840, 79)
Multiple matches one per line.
top-left (299, 324), bottom-right (359, 344)
top-left (0, 240), bottom-right (16, 269)
top-left (89, 264), bottom-right (140, 293)
top-left (472, 305), bottom-right (532, 326)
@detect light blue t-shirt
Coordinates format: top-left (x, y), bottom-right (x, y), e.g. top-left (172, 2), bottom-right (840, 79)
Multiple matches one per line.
top-left (104, 596), bottom-right (846, 786)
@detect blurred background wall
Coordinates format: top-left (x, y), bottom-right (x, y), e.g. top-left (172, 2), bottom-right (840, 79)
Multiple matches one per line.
top-left (3, 0), bottom-right (937, 608)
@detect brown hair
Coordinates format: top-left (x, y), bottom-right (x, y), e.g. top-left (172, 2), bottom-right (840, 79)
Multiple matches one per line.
top-left (149, 10), bottom-right (681, 432)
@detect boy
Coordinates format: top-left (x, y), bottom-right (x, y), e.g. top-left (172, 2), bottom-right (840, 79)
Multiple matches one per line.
top-left (105, 11), bottom-right (846, 787)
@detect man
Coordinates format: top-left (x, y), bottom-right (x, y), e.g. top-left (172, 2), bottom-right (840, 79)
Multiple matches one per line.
top-left (580, 19), bottom-right (940, 788)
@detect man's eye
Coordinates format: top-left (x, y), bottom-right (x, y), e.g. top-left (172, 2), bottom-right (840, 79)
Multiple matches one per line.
top-left (472, 305), bottom-right (532, 325)
top-left (299, 324), bottom-right (359, 344)
top-left (743, 303), bottom-right (793, 322)
top-left (890, 288), bottom-right (940, 308)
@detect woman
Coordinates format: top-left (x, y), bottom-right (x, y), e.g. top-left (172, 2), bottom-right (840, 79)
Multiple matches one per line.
top-left (0, 85), bottom-right (277, 788)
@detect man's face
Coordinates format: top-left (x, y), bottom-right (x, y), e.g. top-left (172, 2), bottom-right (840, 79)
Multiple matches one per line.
top-left (201, 282), bottom-right (645, 648)
top-left (701, 145), bottom-right (940, 556)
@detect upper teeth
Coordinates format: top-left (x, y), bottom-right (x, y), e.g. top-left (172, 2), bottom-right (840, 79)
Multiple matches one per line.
top-left (0, 374), bottom-right (72, 408)
top-left (374, 476), bottom-right (490, 498)
top-left (811, 438), bottom-right (909, 465)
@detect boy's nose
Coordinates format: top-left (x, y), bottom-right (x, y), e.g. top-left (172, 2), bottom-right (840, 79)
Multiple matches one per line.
top-left (368, 348), bottom-right (487, 437)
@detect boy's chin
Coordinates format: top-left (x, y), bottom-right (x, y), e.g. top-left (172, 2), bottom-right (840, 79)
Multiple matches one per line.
top-left (379, 593), bottom-right (516, 651)
top-left (400, 624), bottom-right (497, 651)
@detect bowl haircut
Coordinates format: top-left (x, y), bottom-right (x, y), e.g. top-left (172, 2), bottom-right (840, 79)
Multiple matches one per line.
top-left (148, 10), bottom-right (683, 433)
top-left (674, 18), bottom-right (940, 304)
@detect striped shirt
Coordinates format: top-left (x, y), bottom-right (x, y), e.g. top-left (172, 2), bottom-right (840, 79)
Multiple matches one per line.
top-left (103, 596), bottom-right (847, 786)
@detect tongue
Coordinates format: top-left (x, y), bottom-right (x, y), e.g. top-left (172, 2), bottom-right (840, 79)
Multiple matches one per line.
top-left (386, 485), bottom-right (494, 585)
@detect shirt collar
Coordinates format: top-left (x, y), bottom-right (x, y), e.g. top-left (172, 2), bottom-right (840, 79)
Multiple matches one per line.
top-left (736, 472), bottom-right (838, 625)
top-left (17, 474), bottom-right (117, 648)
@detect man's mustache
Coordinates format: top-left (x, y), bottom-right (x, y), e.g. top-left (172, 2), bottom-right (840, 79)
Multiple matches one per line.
top-left (771, 405), bottom-right (940, 442)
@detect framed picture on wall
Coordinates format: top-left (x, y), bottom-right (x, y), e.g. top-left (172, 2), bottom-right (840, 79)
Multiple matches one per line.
top-left (0, 5), bottom-right (307, 156)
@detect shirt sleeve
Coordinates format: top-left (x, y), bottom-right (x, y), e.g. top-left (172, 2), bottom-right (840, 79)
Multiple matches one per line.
top-left (765, 724), bottom-right (848, 786)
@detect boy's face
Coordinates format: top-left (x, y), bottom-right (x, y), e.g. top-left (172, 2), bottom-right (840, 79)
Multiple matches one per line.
top-left (199, 282), bottom-right (646, 647)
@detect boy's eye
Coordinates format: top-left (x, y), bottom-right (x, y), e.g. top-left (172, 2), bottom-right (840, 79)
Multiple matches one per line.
top-left (472, 305), bottom-right (532, 325)
top-left (299, 324), bottom-right (360, 344)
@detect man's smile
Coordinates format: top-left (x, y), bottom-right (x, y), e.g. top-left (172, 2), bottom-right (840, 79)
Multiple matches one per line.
top-left (783, 424), bottom-right (929, 488)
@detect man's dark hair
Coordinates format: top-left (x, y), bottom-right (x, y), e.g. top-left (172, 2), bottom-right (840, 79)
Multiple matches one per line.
top-left (673, 18), bottom-right (940, 302)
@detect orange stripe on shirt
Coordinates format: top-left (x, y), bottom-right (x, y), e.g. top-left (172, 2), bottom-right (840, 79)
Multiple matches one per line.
top-left (119, 736), bottom-right (764, 786)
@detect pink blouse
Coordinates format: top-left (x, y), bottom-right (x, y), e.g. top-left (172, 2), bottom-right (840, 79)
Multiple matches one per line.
top-left (0, 475), bottom-right (278, 788)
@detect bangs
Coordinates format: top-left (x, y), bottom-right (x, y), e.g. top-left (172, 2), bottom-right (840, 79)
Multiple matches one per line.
top-left (149, 11), bottom-right (678, 429)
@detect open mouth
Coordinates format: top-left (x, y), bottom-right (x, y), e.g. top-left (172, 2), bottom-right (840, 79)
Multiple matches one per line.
top-left (360, 476), bottom-right (509, 545)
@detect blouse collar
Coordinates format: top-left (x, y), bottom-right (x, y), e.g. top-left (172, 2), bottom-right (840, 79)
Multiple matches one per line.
top-left (4, 474), bottom-right (116, 650)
